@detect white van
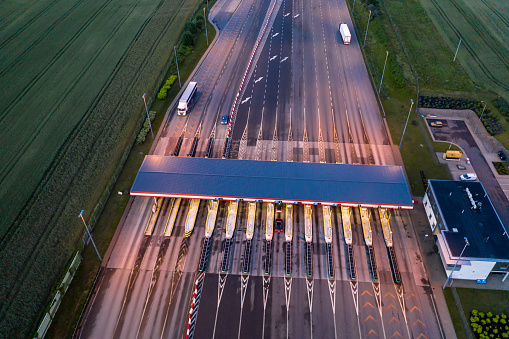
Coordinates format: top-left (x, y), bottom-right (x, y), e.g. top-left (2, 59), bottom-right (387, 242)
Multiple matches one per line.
top-left (460, 173), bottom-right (477, 181)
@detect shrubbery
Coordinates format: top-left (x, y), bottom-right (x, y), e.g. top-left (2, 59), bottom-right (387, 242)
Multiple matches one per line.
top-left (471, 310), bottom-right (509, 338)
top-left (419, 96), bottom-right (505, 136)
top-left (493, 98), bottom-right (509, 118)
top-left (157, 75), bottom-right (178, 100)
top-left (157, 15), bottom-right (207, 100)
top-left (136, 111), bottom-right (157, 145)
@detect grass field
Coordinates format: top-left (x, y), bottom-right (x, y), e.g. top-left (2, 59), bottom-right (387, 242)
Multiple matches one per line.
top-left (0, 0), bottom-right (202, 337)
top-left (45, 11), bottom-right (216, 338)
top-left (418, 0), bottom-right (509, 103)
top-left (444, 287), bottom-right (509, 339)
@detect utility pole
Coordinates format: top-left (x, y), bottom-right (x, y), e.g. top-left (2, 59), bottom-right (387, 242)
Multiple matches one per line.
top-left (378, 50), bottom-right (389, 95)
top-left (453, 37), bottom-right (463, 62)
top-left (142, 93), bottom-right (154, 139)
top-left (474, 101), bottom-right (487, 134)
top-left (78, 210), bottom-right (102, 261)
top-left (443, 237), bottom-right (469, 289)
top-left (363, 10), bottom-right (371, 47)
top-left (399, 99), bottom-right (414, 148)
top-left (204, 8), bottom-right (208, 46)
top-left (174, 46), bottom-right (181, 88)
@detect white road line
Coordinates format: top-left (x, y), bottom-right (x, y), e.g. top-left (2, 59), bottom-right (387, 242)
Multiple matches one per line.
top-left (285, 277), bottom-right (292, 339)
top-left (306, 279), bottom-right (314, 339)
top-left (237, 275), bottom-right (249, 339)
top-left (372, 282), bottom-right (387, 339)
top-left (212, 273), bottom-right (227, 339)
top-left (328, 279), bottom-right (338, 339)
top-left (349, 281), bottom-right (362, 338)
top-left (262, 276), bottom-right (271, 339)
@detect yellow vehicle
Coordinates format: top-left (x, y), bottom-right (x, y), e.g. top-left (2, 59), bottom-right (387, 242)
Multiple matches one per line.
top-left (443, 150), bottom-right (463, 160)
top-left (430, 121), bottom-right (443, 127)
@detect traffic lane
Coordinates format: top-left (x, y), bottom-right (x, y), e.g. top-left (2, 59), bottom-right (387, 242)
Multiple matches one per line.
top-left (79, 268), bottom-right (130, 339)
top-left (208, 0), bottom-right (273, 134)
top-left (430, 119), bottom-right (509, 226)
top-left (302, 0), bottom-right (318, 143)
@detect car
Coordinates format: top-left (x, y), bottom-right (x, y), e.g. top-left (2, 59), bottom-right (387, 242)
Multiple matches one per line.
top-left (430, 121), bottom-right (443, 127)
top-left (498, 151), bottom-right (506, 161)
top-left (460, 173), bottom-right (477, 181)
top-left (221, 114), bottom-right (229, 125)
top-left (275, 203), bottom-right (283, 232)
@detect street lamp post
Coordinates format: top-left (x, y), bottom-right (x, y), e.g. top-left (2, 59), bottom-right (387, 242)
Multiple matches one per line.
top-left (378, 50), bottom-right (389, 95)
top-left (174, 46), bottom-right (181, 88)
top-left (352, 0), bottom-right (356, 14)
top-left (207, 0), bottom-right (209, 13)
top-left (363, 10), bottom-right (371, 47)
top-left (443, 237), bottom-right (469, 289)
top-left (453, 36), bottom-right (463, 62)
top-left (399, 99), bottom-right (414, 148)
top-left (78, 210), bottom-right (102, 261)
top-left (204, 8), bottom-right (208, 46)
top-left (142, 93), bottom-right (154, 139)
top-left (474, 101), bottom-right (487, 134)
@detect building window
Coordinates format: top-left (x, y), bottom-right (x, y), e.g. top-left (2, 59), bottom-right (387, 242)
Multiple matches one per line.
top-left (424, 201), bottom-right (428, 207)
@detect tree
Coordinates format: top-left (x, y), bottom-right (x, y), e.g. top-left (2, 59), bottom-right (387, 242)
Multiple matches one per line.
top-left (182, 32), bottom-right (195, 46)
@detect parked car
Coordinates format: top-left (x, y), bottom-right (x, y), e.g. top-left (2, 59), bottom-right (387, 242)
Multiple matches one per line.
top-left (221, 114), bottom-right (229, 125)
top-left (430, 121), bottom-right (443, 127)
top-left (498, 151), bottom-right (506, 161)
top-left (460, 173), bottom-right (477, 181)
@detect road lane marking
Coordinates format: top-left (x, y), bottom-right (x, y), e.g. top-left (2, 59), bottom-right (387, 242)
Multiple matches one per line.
top-left (212, 273), bottom-right (227, 339)
top-left (410, 306), bottom-right (422, 313)
top-left (285, 277), bottom-right (292, 339)
top-left (241, 96), bottom-right (251, 104)
top-left (237, 275), bottom-right (249, 339)
top-left (365, 315), bottom-right (377, 322)
top-left (255, 76), bottom-right (264, 83)
top-left (392, 331), bottom-right (404, 338)
top-left (413, 319), bottom-right (426, 327)
top-left (272, 32), bottom-right (279, 38)
top-left (306, 279), bottom-right (314, 339)
top-left (262, 276), bottom-right (271, 339)
top-left (327, 279), bottom-right (337, 339)
top-left (270, 55), bottom-right (278, 61)
top-left (293, 14), bottom-right (299, 18)
top-left (280, 56), bottom-right (288, 62)
top-left (368, 329), bottom-right (379, 336)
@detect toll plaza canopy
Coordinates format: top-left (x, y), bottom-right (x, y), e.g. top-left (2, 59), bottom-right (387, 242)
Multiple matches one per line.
top-left (130, 156), bottom-right (413, 209)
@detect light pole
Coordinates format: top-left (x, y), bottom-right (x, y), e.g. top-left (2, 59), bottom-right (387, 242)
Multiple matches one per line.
top-left (78, 210), bottom-right (102, 261)
top-left (142, 93), bottom-right (154, 139)
top-left (443, 237), bottom-right (469, 289)
top-left (453, 36), bottom-right (462, 62)
top-left (206, 0), bottom-right (209, 13)
top-left (399, 99), bottom-right (414, 148)
top-left (378, 50), bottom-right (389, 95)
top-left (204, 8), bottom-right (208, 46)
top-left (363, 10), bottom-right (371, 47)
top-left (474, 101), bottom-right (487, 134)
top-left (174, 46), bottom-right (181, 88)
top-left (352, 0), bottom-right (356, 14)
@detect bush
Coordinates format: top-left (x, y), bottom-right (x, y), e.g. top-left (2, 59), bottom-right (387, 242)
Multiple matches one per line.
top-left (194, 15), bottom-right (204, 30)
top-left (182, 31), bottom-right (195, 46)
top-left (136, 111), bottom-right (156, 145)
top-left (157, 75), bottom-right (178, 100)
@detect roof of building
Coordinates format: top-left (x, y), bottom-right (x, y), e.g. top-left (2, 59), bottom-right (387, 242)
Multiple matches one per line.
top-left (429, 180), bottom-right (509, 261)
top-left (130, 156), bottom-right (413, 208)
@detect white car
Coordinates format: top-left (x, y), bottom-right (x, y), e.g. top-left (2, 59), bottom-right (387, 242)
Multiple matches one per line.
top-left (460, 173), bottom-right (477, 181)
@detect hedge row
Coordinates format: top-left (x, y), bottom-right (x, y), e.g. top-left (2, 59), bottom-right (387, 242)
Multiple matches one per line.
top-left (493, 98), bottom-right (509, 118)
top-left (419, 96), bottom-right (504, 136)
top-left (136, 111), bottom-right (157, 145)
top-left (470, 310), bottom-right (509, 338)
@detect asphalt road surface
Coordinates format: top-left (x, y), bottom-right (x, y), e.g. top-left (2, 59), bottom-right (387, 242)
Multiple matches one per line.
top-left (77, 0), bottom-right (445, 337)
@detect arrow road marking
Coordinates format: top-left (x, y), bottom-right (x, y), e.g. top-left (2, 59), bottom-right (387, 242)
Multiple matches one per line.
top-left (270, 55), bottom-right (278, 61)
top-left (280, 56), bottom-right (288, 63)
top-left (241, 97), bottom-right (251, 104)
top-left (294, 14), bottom-right (300, 18)
top-left (272, 32), bottom-right (279, 38)
top-left (255, 77), bottom-right (264, 83)
top-left (284, 13), bottom-right (290, 17)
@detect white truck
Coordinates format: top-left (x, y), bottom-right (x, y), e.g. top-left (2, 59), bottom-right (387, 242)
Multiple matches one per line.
top-left (339, 23), bottom-right (351, 45)
top-left (177, 81), bottom-right (197, 115)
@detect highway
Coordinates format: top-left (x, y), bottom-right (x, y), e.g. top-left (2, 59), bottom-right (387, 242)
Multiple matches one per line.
top-left (77, 0), bottom-right (445, 337)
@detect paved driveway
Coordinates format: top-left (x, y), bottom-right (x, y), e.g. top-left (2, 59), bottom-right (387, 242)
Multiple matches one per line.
top-left (427, 119), bottom-right (509, 227)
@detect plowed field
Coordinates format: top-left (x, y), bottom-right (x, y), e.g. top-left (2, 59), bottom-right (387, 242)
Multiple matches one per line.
top-left (0, 0), bottom-right (200, 336)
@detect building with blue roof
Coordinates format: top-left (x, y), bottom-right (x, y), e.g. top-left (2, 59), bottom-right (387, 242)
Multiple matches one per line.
top-left (424, 180), bottom-right (509, 281)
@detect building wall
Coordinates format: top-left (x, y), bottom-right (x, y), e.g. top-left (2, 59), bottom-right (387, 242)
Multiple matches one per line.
top-left (446, 261), bottom-right (496, 280)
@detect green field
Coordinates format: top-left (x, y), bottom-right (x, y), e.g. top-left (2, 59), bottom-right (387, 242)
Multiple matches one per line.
top-left (418, 0), bottom-right (509, 103)
top-left (0, 0), bottom-right (201, 337)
